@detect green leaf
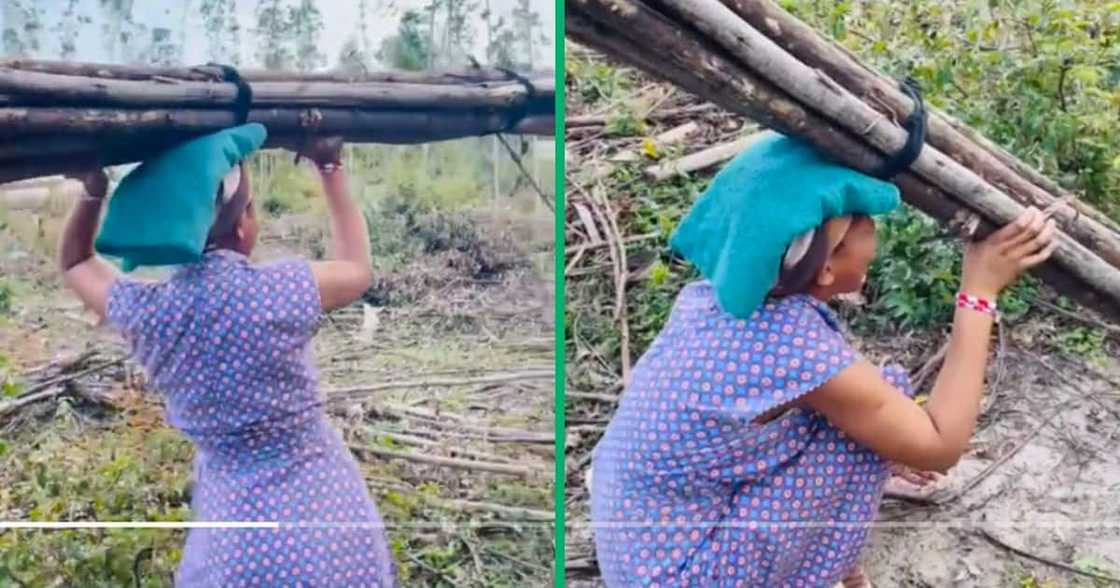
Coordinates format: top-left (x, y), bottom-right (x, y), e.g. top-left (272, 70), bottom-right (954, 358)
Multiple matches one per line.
top-left (649, 261), bottom-right (670, 286)
top-left (1069, 64), bottom-right (1102, 85)
top-left (1, 380), bottom-right (20, 397)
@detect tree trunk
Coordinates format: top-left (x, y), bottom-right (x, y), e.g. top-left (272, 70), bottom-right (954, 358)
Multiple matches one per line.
top-left (568, 0), bottom-right (1120, 322)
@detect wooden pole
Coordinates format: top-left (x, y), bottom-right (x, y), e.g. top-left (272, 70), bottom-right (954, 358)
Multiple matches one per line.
top-left (568, 0), bottom-right (1120, 321)
top-left (654, 0), bottom-right (1120, 281)
top-left (721, 0), bottom-right (1120, 248)
top-left (0, 107), bottom-right (552, 139)
top-left (0, 58), bottom-right (552, 85)
top-left (0, 68), bottom-right (554, 111)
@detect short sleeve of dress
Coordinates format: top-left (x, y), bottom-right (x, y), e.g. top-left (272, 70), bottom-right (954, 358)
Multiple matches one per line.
top-left (257, 258), bottom-right (323, 343)
top-left (105, 278), bottom-right (154, 347)
top-left (880, 362), bottom-right (918, 399)
top-left (735, 298), bottom-right (864, 419)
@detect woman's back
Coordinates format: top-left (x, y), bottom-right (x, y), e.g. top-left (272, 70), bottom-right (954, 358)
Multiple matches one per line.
top-left (107, 250), bottom-right (323, 455)
top-left (106, 249), bottom-right (396, 586)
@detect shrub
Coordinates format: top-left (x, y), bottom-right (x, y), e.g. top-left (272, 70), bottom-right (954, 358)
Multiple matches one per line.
top-left (859, 205), bottom-right (1039, 332)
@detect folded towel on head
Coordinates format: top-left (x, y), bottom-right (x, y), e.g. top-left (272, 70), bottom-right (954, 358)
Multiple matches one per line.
top-left (669, 132), bottom-right (901, 319)
top-left (94, 123), bottom-right (267, 271)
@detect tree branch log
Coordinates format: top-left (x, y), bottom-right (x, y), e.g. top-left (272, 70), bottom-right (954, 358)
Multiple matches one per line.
top-left (650, 0), bottom-right (1120, 305)
top-left (568, 0), bottom-right (1120, 321)
top-left (0, 67), bottom-right (553, 111)
top-left (0, 58), bottom-right (552, 85)
top-left (719, 0), bottom-right (1120, 256)
top-left (0, 109), bottom-right (553, 184)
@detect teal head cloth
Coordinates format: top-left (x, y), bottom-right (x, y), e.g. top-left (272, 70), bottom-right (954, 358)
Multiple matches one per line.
top-left (669, 132), bottom-right (901, 318)
top-left (94, 123), bottom-right (267, 271)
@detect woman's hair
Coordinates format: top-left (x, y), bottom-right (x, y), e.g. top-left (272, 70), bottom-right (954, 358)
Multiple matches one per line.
top-left (205, 162), bottom-right (252, 250)
top-left (768, 214), bottom-right (870, 298)
top-left (769, 226), bottom-right (831, 298)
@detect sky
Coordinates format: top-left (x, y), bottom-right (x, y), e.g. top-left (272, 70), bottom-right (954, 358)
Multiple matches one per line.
top-left (0, 0), bottom-right (556, 70)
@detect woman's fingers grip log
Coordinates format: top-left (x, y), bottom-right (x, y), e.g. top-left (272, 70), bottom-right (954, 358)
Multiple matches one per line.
top-left (998, 208), bottom-right (1046, 251)
top-left (1021, 239), bottom-right (1060, 269)
top-left (1009, 219), bottom-right (1057, 260)
top-left (989, 206), bottom-right (1038, 244)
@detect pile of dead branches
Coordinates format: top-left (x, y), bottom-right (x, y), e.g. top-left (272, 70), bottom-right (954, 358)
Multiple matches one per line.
top-left (568, 0), bottom-right (1120, 322)
top-left (0, 59), bottom-right (554, 184)
top-left (0, 350), bottom-right (127, 425)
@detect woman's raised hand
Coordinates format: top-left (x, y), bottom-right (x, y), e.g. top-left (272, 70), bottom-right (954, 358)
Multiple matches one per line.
top-left (64, 168), bottom-right (110, 200)
top-left (960, 207), bottom-right (1059, 298)
top-left (293, 136), bottom-right (344, 168)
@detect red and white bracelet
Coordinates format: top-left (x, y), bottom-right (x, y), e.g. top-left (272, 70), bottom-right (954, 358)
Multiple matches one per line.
top-left (956, 292), bottom-right (999, 321)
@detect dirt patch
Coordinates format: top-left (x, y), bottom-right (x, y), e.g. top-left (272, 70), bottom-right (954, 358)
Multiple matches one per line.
top-left (866, 350), bottom-right (1120, 587)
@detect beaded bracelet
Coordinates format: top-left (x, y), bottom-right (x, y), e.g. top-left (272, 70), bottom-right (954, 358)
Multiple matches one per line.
top-left (956, 292), bottom-right (999, 321)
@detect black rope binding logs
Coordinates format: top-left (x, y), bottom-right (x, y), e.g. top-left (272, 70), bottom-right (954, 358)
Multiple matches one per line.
top-left (870, 77), bottom-right (928, 180)
top-left (208, 63), bottom-right (254, 126)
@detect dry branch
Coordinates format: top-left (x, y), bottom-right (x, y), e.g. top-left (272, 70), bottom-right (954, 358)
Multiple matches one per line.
top-left (0, 356), bottom-right (124, 419)
top-left (350, 444), bottom-right (542, 478)
top-left (645, 132), bottom-right (766, 180)
top-left (440, 499), bottom-right (554, 521)
top-left (979, 529), bottom-right (1120, 584)
top-left (565, 104), bottom-right (720, 128)
top-left (325, 369), bottom-right (552, 402)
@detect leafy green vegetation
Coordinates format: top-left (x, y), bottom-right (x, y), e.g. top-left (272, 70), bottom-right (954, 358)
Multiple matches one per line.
top-left (0, 354), bottom-right (21, 398)
top-left (856, 206), bottom-right (1040, 332)
top-left (0, 424), bottom-right (192, 587)
top-left (567, 52), bottom-right (637, 105)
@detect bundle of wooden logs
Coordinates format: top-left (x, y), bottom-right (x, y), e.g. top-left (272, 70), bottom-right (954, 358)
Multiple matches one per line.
top-left (568, 0), bottom-right (1120, 322)
top-left (0, 59), bottom-right (554, 185)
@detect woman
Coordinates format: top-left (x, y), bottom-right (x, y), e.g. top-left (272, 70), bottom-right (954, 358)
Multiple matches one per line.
top-left (589, 134), bottom-right (1057, 587)
top-left (59, 135), bottom-right (396, 587)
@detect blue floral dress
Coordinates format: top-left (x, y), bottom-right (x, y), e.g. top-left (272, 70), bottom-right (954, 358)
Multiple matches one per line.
top-left (106, 249), bottom-right (396, 587)
top-left (590, 281), bottom-right (914, 587)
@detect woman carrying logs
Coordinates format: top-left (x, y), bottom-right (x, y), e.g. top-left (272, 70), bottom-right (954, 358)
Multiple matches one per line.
top-left (56, 123), bottom-right (396, 587)
top-left (588, 133), bottom-right (1057, 587)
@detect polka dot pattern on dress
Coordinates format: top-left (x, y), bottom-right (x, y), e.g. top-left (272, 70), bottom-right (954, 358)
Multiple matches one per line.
top-left (590, 282), bottom-right (916, 587)
top-left (107, 250), bottom-right (396, 587)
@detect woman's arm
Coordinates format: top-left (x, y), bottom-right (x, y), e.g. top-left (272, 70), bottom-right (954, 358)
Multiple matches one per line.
top-left (59, 170), bottom-right (118, 320)
top-left (296, 138), bottom-right (374, 312)
top-left (803, 207), bottom-right (1058, 472)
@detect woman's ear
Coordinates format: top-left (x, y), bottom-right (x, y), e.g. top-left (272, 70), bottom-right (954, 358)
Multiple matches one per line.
top-left (816, 261), bottom-right (836, 287)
